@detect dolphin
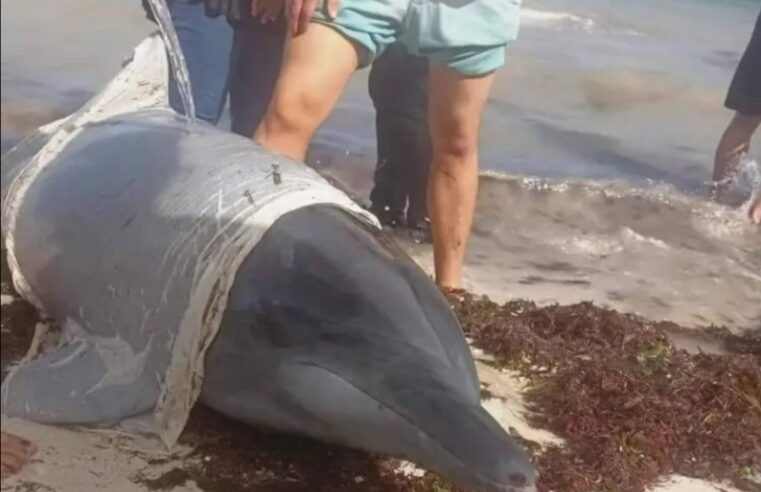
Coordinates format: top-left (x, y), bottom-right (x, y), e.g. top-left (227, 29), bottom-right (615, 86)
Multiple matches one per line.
top-left (0, 36), bottom-right (536, 491)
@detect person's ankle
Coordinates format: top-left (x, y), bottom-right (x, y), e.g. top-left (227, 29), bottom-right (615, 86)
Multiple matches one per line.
top-left (370, 204), bottom-right (404, 228)
top-left (405, 218), bottom-right (432, 244)
top-left (435, 275), bottom-right (461, 291)
top-left (750, 200), bottom-right (761, 224)
top-left (406, 216), bottom-right (430, 231)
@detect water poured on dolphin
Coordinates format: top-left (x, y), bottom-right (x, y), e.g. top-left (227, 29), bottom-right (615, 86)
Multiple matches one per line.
top-left (0, 36), bottom-right (536, 491)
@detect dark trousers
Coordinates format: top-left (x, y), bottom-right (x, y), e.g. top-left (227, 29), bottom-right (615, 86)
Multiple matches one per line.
top-left (725, 9), bottom-right (761, 116)
top-left (228, 17), bottom-right (286, 137)
top-left (370, 113), bottom-right (431, 227)
top-left (368, 44), bottom-right (431, 228)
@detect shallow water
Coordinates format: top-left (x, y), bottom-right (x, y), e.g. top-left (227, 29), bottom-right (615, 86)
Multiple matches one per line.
top-left (1, 0), bottom-right (760, 331)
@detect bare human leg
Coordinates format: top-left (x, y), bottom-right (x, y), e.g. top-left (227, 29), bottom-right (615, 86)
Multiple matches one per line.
top-left (1, 432), bottom-right (37, 479)
top-left (254, 23), bottom-right (360, 161)
top-left (427, 64), bottom-right (494, 289)
top-left (750, 196), bottom-right (761, 224)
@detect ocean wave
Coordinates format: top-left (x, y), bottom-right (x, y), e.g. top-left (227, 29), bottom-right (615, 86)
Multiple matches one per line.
top-left (480, 169), bottom-right (687, 204)
top-left (520, 8), bottom-right (644, 36)
top-left (620, 227), bottom-right (670, 250)
top-left (548, 234), bottom-right (626, 256)
top-left (476, 170), bottom-right (759, 257)
top-left (714, 155), bottom-right (760, 202)
top-left (467, 171), bottom-right (760, 329)
top-left (520, 8), bottom-right (596, 31)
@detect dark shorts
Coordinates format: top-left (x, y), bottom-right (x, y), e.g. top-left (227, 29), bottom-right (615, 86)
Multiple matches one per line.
top-left (725, 10), bottom-right (761, 116)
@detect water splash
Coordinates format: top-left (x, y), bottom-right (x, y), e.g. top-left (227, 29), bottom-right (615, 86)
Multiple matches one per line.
top-left (146, 0), bottom-right (196, 125)
top-left (712, 155), bottom-right (760, 206)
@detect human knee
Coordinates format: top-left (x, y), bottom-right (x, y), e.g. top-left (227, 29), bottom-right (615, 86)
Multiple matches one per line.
top-left (431, 118), bottom-right (479, 163)
top-left (429, 86), bottom-right (488, 163)
top-left (261, 90), bottom-right (320, 138)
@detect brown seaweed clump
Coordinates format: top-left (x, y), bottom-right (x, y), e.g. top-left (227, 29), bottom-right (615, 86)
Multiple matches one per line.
top-left (449, 291), bottom-right (761, 492)
top-left (0, 294), bottom-right (38, 376)
top-left (159, 406), bottom-right (459, 492)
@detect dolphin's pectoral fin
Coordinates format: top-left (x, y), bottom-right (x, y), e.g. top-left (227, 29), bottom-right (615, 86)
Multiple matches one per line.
top-left (1, 340), bottom-right (158, 424)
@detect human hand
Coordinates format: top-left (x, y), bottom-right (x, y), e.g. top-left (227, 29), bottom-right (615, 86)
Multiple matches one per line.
top-left (286, 0), bottom-right (339, 36)
top-left (204, 0), bottom-right (247, 21)
top-left (252, 0), bottom-right (285, 23)
top-left (1, 432), bottom-right (37, 479)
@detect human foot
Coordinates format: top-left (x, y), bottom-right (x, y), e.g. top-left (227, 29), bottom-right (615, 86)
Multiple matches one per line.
top-left (406, 217), bottom-right (432, 244)
top-left (750, 198), bottom-right (761, 224)
top-left (369, 203), bottom-right (405, 228)
top-left (1, 432), bottom-right (37, 479)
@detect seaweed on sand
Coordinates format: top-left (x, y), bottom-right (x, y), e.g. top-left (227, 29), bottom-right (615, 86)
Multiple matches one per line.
top-left (449, 291), bottom-right (761, 492)
top-left (2, 272), bottom-right (759, 491)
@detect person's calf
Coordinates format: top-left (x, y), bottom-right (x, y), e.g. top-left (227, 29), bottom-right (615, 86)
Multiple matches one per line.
top-left (427, 150), bottom-right (479, 288)
top-left (427, 66), bottom-right (493, 288)
top-left (713, 113), bottom-right (761, 184)
top-left (427, 131), bottom-right (480, 287)
top-left (750, 197), bottom-right (761, 224)
top-left (255, 102), bottom-right (316, 160)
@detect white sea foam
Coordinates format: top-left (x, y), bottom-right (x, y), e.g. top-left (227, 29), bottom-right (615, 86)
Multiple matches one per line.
top-left (520, 8), bottom-right (596, 32)
top-left (520, 7), bottom-right (645, 36)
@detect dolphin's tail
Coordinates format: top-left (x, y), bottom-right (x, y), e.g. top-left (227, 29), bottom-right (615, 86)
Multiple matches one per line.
top-left (1, 339), bottom-right (158, 425)
top-left (273, 363), bottom-right (537, 492)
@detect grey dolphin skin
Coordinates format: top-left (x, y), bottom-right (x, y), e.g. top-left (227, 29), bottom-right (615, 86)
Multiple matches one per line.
top-left (204, 205), bottom-right (536, 491)
top-left (0, 40), bottom-right (536, 492)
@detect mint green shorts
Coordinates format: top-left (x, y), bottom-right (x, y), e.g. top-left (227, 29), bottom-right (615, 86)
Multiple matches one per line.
top-left (313, 0), bottom-right (522, 76)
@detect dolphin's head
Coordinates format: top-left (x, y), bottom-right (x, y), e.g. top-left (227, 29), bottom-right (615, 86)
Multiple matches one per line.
top-left (204, 205), bottom-right (536, 491)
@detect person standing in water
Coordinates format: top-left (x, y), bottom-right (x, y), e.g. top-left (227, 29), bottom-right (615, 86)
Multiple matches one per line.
top-left (713, 9), bottom-right (761, 224)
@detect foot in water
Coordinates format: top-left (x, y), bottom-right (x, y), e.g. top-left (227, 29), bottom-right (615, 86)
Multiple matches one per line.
top-left (369, 204), bottom-right (405, 229)
top-left (406, 217), bottom-right (432, 244)
top-left (751, 199), bottom-right (761, 224)
top-left (1, 432), bottom-right (37, 479)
